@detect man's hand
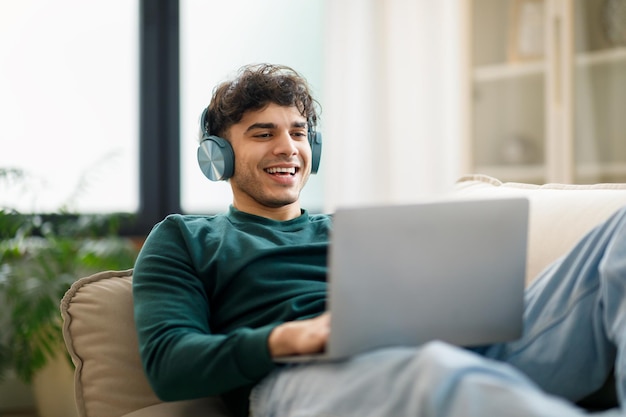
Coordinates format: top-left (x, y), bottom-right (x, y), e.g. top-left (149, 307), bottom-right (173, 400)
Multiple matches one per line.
top-left (268, 312), bottom-right (330, 357)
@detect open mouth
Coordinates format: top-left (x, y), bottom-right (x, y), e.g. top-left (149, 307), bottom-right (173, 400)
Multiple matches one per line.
top-left (265, 167), bottom-right (298, 176)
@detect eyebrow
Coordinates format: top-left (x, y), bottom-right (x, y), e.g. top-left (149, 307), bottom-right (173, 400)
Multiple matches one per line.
top-left (245, 121), bottom-right (308, 133)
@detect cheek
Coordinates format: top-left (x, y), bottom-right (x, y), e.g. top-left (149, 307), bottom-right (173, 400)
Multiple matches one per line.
top-left (299, 144), bottom-right (312, 162)
top-left (233, 149), bottom-right (257, 170)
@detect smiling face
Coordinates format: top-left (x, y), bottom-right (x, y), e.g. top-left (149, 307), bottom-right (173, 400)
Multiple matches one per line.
top-left (226, 103), bottom-right (312, 220)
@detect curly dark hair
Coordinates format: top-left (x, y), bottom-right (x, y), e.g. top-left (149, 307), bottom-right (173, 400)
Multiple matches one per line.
top-left (205, 63), bottom-right (320, 139)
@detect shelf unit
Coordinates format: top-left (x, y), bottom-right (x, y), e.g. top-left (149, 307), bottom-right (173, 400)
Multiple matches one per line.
top-left (464, 0), bottom-right (626, 184)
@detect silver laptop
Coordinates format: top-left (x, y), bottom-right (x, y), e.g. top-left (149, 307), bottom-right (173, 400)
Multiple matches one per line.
top-left (275, 197), bottom-right (529, 363)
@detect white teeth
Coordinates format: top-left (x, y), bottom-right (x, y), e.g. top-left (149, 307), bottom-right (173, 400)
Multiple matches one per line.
top-left (266, 167), bottom-right (296, 174)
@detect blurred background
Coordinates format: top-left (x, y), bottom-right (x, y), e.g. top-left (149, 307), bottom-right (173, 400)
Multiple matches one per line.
top-left (2, 0), bottom-right (625, 225)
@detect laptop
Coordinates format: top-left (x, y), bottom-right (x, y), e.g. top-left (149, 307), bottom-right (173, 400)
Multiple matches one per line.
top-left (275, 196), bottom-right (529, 363)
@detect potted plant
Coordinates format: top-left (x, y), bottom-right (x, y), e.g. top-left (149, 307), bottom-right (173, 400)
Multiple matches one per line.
top-left (0, 168), bottom-right (139, 417)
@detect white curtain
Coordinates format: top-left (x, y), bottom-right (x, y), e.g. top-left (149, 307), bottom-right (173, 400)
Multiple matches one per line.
top-left (322, 0), bottom-right (465, 211)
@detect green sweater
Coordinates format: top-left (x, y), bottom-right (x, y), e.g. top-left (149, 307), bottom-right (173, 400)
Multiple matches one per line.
top-left (133, 206), bottom-right (332, 417)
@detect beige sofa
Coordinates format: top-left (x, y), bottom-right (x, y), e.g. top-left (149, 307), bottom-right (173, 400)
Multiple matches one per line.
top-left (60, 174), bottom-right (626, 417)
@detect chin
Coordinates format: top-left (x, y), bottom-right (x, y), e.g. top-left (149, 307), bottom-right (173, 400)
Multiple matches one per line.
top-left (267, 198), bottom-right (299, 208)
top-left (264, 193), bottom-right (300, 208)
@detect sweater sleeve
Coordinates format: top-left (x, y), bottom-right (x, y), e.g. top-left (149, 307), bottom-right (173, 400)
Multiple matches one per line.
top-left (132, 216), bottom-right (278, 401)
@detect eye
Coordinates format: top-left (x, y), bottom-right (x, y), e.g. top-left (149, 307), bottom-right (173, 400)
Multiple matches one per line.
top-left (253, 132), bottom-right (272, 139)
top-left (291, 131), bottom-right (307, 139)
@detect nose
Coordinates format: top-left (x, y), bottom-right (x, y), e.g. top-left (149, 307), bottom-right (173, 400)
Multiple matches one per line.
top-left (273, 131), bottom-right (298, 157)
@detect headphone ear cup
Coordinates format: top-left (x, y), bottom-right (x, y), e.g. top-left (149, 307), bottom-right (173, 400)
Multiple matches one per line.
top-left (197, 136), bottom-right (235, 181)
top-left (308, 131), bottom-right (322, 174)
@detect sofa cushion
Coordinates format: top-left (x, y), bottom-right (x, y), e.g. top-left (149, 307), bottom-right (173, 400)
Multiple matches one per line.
top-left (453, 174), bottom-right (626, 284)
top-left (60, 269), bottom-right (233, 417)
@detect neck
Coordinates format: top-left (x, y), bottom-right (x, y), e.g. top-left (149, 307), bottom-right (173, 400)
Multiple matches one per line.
top-left (232, 199), bottom-right (302, 221)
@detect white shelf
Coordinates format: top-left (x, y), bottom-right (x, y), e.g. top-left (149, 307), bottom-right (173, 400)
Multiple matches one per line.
top-left (473, 61), bottom-right (545, 83)
top-left (576, 47), bottom-right (626, 67)
top-left (473, 47), bottom-right (626, 83)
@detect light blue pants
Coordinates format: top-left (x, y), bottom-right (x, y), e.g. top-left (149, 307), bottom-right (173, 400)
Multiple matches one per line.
top-left (250, 206), bottom-right (626, 417)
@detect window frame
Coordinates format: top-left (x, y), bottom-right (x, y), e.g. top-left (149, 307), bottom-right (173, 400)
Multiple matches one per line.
top-left (125, 0), bottom-right (181, 236)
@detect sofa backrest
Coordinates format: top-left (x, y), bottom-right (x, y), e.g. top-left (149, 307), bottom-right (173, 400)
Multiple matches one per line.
top-left (453, 174), bottom-right (626, 284)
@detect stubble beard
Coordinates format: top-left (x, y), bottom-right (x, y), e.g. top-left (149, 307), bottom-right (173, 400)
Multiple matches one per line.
top-left (231, 170), bottom-right (309, 209)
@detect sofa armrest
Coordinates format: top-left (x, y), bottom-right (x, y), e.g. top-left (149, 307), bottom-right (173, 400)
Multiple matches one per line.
top-left (60, 270), bottom-right (234, 417)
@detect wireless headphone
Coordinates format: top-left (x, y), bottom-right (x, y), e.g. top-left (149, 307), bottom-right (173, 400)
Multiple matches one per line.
top-left (197, 107), bottom-right (322, 181)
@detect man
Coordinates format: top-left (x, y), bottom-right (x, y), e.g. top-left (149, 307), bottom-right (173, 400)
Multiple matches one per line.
top-left (133, 63), bottom-right (626, 417)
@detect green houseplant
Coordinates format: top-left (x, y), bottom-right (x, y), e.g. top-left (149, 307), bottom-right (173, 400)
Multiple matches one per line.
top-left (0, 168), bottom-right (139, 384)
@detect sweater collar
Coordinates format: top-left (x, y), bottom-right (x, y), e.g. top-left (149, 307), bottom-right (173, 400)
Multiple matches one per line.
top-left (227, 205), bottom-right (309, 228)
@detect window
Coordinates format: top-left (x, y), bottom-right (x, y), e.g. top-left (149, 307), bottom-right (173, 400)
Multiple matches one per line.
top-left (0, 0), bottom-right (139, 214)
top-left (179, 0), bottom-right (326, 213)
top-left (1, 0), bottom-right (326, 236)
